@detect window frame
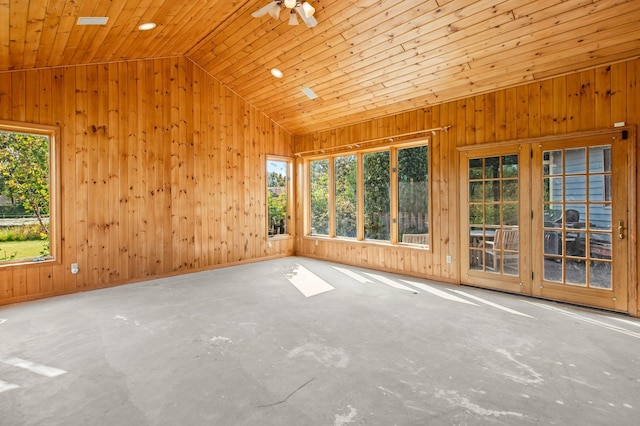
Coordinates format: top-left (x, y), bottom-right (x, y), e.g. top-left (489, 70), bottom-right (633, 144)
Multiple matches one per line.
top-left (266, 155), bottom-right (294, 239)
top-left (0, 120), bottom-right (61, 268)
top-left (304, 139), bottom-right (431, 248)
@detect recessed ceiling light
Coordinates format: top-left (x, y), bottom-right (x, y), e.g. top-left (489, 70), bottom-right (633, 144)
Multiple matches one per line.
top-left (138, 22), bottom-right (157, 31)
top-left (271, 68), bottom-right (283, 78)
top-left (77, 17), bottom-right (109, 26)
top-left (302, 87), bottom-right (318, 99)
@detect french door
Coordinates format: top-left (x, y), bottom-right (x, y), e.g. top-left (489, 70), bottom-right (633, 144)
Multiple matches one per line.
top-left (460, 129), bottom-right (633, 313)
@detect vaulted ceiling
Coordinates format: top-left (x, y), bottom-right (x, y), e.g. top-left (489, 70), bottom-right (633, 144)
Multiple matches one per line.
top-left (3, 0), bottom-right (640, 135)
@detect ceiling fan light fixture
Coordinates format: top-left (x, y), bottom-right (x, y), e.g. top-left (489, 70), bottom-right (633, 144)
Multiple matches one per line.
top-left (288, 10), bottom-right (299, 26)
top-left (252, 0), bottom-right (318, 29)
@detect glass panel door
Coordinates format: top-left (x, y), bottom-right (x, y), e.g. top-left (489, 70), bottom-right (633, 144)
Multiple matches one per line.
top-left (460, 145), bottom-right (531, 294)
top-left (532, 131), bottom-right (630, 312)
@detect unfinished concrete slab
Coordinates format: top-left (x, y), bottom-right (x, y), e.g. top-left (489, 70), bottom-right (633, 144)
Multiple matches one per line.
top-left (1, 257), bottom-right (639, 425)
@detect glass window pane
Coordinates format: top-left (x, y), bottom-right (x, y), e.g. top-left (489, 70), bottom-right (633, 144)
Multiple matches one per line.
top-left (469, 158), bottom-right (483, 179)
top-left (310, 159), bottom-right (329, 235)
top-left (544, 150), bottom-right (563, 176)
top-left (565, 260), bottom-right (586, 286)
top-left (566, 176), bottom-right (586, 201)
top-left (364, 151), bottom-right (390, 240)
top-left (503, 204), bottom-right (518, 226)
top-left (544, 177), bottom-right (563, 202)
top-left (544, 257), bottom-right (563, 282)
top-left (565, 148), bottom-right (586, 174)
top-left (484, 157), bottom-right (500, 179)
top-left (334, 155), bottom-right (357, 238)
top-left (469, 181), bottom-right (483, 202)
top-left (590, 261), bottom-right (612, 289)
top-left (544, 204), bottom-right (563, 227)
top-left (398, 145), bottom-right (429, 244)
top-left (485, 204), bottom-right (500, 225)
top-left (469, 204), bottom-right (483, 225)
top-left (502, 155), bottom-right (518, 178)
top-left (484, 180), bottom-right (500, 202)
top-left (502, 179), bottom-right (518, 202)
top-left (565, 204), bottom-right (585, 227)
top-left (0, 130), bottom-right (52, 262)
top-left (589, 205), bottom-right (611, 231)
top-left (267, 159), bottom-right (289, 237)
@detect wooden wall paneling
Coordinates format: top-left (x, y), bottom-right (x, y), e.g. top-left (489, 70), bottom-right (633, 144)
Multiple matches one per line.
top-left (516, 86), bottom-right (529, 139)
top-left (495, 90), bottom-right (506, 141)
top-left (528, 82), bottom-right (541, 138)
top-left (484, 92), bottom-right (496, 142)
top-left (184, 60), bottom-right (196, 268)
top-left (0, 71), bottom-right (10, 118)
top-left (474, 95), bottom-right (485, 145)
top-left (610, 63), bottom-right (627, 124)
top-left (107, 63), bottom-right (121, 283)
top-left (148, 59), bottom-right (160, 275)
top-left (0, 269), bottom-right (11, 299)
top-left (86, 64), bottom-right (101, 286)
top-left (595, 65), bottom-right (612, 128)
top-left (96, 63), bottom-right (110, 285)
top-left (39, 266), bottom-right (53, 294)
top-left (13, 268), bottom-right (26, 297)
top-left (211, 78), bottom-right (222, 265)
top-left (26, 266), bottom-right (39, 295)
top-left (539, 79), bottom-right (554, 136)
top-left (579, 70), bottom-right (596, 131)
top-left (553, 76), bottom-right (567, 135)
top-left (10, 72), bottom-right (25, 122)
top-left (24, 70), bottom-right (38, 123)
top-left (117, 61), bottom-right (130, 282)
top-left (127, 61), bottom-right (140, 278)
top-left (169, 57), bottom-right (182, 271)
top-left (628, 59), bottom-right (640, 317)
top-left (74, 66), bottom-right (89, 288)
top-left (61, 66), bottom-right (77, 292)
top-left (139, 60), bottom-right (152, 276)
top-left (161, 59), bottom-right (173, 273)
top-left (505, 88), bottom-right (517, 140)
top-left (566, 73), bottom-right (581, 133)
top-left (192, 65), bottom-right (203, 269)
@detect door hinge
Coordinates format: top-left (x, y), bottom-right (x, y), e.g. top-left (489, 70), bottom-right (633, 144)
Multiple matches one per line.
top-left (531, 271), bottom-right (534, 281)
top-left (531, 210), bottom-right (534, 220)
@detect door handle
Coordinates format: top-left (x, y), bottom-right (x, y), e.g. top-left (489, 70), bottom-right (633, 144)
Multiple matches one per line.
top-left (618, 220), bottom-right (625, 240)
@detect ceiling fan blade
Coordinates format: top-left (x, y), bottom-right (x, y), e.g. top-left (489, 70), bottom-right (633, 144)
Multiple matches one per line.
top-left (252, 1), bottom-right (279, 19)
top-left (295, 6), bottom-right (318, 28)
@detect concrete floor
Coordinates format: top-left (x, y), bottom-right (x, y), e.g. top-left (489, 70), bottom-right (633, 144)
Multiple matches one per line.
top-left (1, 257), bottom-right (639, 425)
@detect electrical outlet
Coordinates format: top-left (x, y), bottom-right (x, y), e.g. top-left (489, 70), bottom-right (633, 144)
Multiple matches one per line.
top-left (71, 263), bottom-right (79, 274)
top-left (446, 255), bottom-right (452, 264)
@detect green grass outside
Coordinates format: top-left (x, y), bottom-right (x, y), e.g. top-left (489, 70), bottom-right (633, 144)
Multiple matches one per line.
top-left (0, 240), bottom-right (49, 261)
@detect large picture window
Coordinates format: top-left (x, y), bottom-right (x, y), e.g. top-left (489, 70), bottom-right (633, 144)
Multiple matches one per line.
top-left (0, 122), bottom-right (58, 265)
top-left (306, 141), bottom-right (430, 247)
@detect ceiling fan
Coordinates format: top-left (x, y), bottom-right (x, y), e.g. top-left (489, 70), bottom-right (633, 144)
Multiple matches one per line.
top-left (251, 0), bottom-right (318, 28)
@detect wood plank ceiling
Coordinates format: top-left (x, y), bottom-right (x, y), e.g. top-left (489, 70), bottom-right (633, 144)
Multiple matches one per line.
top-left (2, 0), bottom-right (640, 135)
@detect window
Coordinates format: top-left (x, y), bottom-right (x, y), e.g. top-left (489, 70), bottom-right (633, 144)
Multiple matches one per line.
top-left (306, 141), bottom-right (430, 247)
top-left (364, 150), bottom-right (390, 240)
top-left (267, 157), bottom-right (292, 237)
top-left (334, 155), bottom-right (357, 238)
top-left (0, 122), bottom-right (58, 265)
top-left (398, 145), bottom-right (429, 244)
top-left (310, 159), bottom-right (329, 235)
